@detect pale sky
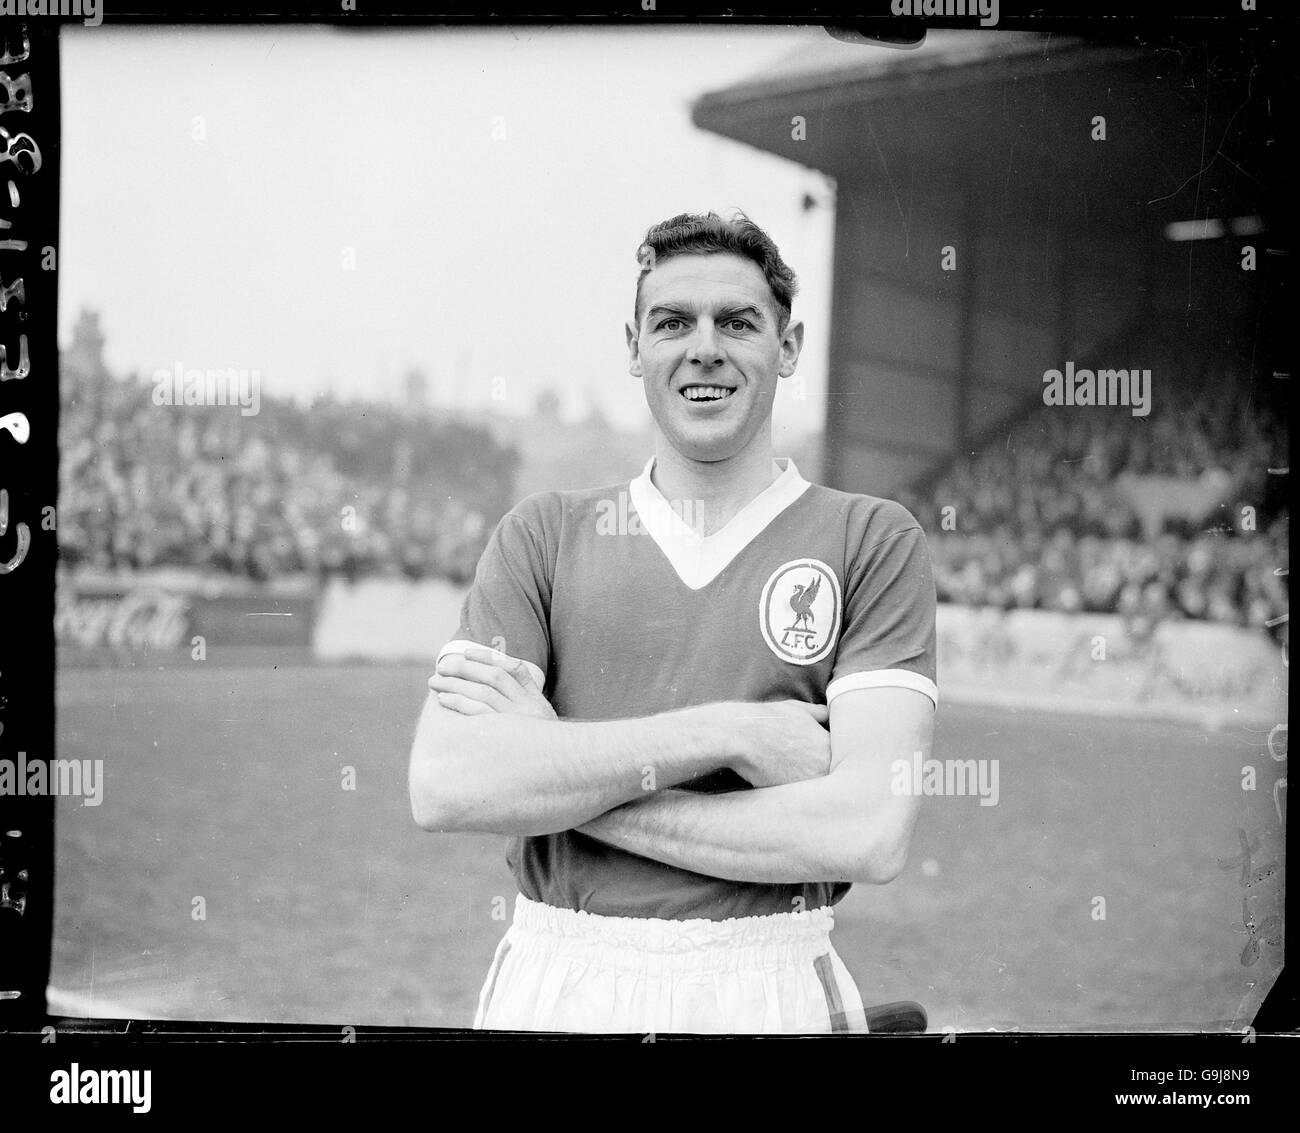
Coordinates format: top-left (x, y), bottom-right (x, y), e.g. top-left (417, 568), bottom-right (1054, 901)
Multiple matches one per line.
top-left (59, 24), bottom-right (839, 438)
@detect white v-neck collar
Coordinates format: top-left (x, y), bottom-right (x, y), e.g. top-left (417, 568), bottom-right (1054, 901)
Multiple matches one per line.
top-left (628, 455), bottom-right (811, 590)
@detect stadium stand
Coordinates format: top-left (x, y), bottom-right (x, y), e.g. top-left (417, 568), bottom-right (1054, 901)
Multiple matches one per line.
top-left (58, 312), bottom-right (518, 586)
top-left (895, 380), bottom-right (1288, 637)
top-left (59, 312), bottom-right (1286, 641)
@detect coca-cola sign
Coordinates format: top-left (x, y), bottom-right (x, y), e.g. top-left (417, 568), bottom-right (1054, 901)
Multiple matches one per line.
top-left (56, 587), bottom-right (190, 651)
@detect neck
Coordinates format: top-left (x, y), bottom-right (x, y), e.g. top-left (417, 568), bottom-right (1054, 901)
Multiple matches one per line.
top-left (649, 436), bottom-right (781, 537)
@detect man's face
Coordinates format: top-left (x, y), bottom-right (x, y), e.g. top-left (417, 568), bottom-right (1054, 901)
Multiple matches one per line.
top-left (626, 252), bottom-right (802, 464)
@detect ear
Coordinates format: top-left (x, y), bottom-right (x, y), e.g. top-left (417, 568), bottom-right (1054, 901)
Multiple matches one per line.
top-left (777, 317), bottom-right (804, 378)
top-left (625, 320), bottom-right (643, 378)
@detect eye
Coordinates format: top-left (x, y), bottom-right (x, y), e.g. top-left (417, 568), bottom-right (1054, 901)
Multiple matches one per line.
top-left (657, 318), bottom-right (685, 332)
top-left (724, 318), bottom-right (752, 332)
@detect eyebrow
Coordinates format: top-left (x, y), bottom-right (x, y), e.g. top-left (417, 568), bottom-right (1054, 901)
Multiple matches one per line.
top-left (644, 303), bottom-right (768, 324)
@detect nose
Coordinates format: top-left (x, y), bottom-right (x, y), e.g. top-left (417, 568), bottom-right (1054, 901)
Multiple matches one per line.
top-left (686, 320), bottom-right (723, 369)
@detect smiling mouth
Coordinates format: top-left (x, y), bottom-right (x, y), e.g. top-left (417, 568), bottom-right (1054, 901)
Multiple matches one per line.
top-left (680, 385), bottom-right (735, 402)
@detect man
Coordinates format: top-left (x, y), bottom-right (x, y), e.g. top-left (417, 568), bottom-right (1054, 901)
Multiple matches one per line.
top-left (408, 210), bottom-right (938, 1034)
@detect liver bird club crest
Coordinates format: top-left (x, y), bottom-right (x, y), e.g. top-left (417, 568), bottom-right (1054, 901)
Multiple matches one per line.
top-left (759, 558), bottom-right (842, 665)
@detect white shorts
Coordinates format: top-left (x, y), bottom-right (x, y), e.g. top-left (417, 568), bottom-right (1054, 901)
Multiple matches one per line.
top-left (473, 894), bottom-right (867, 1034)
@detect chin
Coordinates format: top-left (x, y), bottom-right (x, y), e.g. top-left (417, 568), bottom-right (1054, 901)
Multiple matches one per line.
top-left (667, 429), bottom-right (747, 464)
top-left (649, 401), bottom-right (756, 464)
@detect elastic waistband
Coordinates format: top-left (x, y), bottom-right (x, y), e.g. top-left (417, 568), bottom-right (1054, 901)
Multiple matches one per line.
top-left (508, 894), bottom-right (837, 972)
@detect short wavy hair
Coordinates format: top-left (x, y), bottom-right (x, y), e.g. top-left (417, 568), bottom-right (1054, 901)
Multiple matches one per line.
top-left (633, 210), bottom-right (798, 331)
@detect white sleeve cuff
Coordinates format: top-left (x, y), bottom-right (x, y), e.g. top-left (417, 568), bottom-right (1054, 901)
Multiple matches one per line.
top-left (826, 668), bottom-right (938, 709)
top-left (436, 638), bottom-right (547, 690)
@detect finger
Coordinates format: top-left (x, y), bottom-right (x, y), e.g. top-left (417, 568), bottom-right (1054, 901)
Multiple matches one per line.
top-left (461, 645), bottom-right (523, 673)
top-left (505, 655), bottom-right (542, 691)
top-left (428, 674), bottom-right (510, 711)
top-left (434, 691), bottom-right (494, 716)
top-left (437, 654), bottom-right (525, 698)
top-left (463, 646), bottom-right (544, 693)
top-left (798, 702), bottom-right (830, 724)
top-left (453, 650), bottom-right (549, 704)
top-left (461, 644), bottom-right (508, 662)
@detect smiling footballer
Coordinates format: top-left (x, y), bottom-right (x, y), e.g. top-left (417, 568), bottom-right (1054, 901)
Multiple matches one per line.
top-left (408, 210), bottom-right (938, 1034)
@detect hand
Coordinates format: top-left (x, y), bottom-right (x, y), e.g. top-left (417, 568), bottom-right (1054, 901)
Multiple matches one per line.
top-left (724, 700), bottom-right (831, 789)
top-left (429, 645), bottom-right (557, 720)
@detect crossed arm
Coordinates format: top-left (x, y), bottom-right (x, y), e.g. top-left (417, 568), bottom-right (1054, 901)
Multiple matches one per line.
top-left (575, 686), bottom-right (929, 884)
top-left (408, 646), bottom-right (932, 885)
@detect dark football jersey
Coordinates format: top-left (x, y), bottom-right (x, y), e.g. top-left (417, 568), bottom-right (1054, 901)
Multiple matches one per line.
top-left (439, 457), bottom-right (938, 920)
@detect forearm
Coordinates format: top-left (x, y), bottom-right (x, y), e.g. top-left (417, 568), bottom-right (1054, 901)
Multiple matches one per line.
top-left (579, 687), bottom-right (932, 885)
top-left (577, 768), bottom-right (917, 885)
top-left (409, 694), bottom-right (738, 837)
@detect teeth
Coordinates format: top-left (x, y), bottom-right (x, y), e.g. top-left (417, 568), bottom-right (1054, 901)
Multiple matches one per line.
top-left (682, 387), bottom-right (733, 401)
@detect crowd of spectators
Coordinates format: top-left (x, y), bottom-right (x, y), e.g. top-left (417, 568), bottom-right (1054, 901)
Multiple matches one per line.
top-left (58, 366), bottom-right (517, 585)
top-left (58, 317), bottom-right (1287, 637)
top-left (895, 390), bottom-right (1289, 635)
